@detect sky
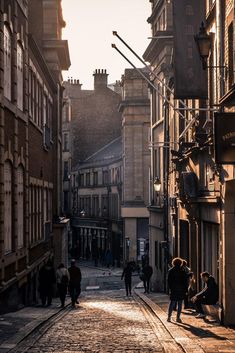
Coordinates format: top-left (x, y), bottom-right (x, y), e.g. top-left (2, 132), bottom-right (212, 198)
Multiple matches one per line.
top-left (61, 0), bottom-right (151, 89)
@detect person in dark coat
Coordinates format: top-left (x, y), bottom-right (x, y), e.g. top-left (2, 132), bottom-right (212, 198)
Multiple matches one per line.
top-left (167, 257), bottom-right (188, 323)
top-left (56, 263), bottom-right (70, 308)
top-left (142, 263), bottom-right (153, 294)
top-left (192, 272), bottom-right (219, 318)
top-left (38, 260), bottom-right (56, 306)
top-left (68, 259), bottom-right (82, 307)
top-left (121, 262), bottom-right (133, 296)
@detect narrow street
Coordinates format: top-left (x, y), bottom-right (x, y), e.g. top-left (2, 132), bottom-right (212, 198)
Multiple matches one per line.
top-left (3, 265), bottom-right (235, 353)
top-left (27, 292), bottom-right (163, 353)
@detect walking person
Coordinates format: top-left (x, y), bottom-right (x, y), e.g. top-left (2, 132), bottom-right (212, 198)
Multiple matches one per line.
top-left (142, 263), bottom-right (153, 294)
top-left (38, 260), bottom-right (56, 306)
top-left (56, 263), bottom-right (70, 308)
top-left (121, 262), bottom-right (133, 297)
top-left (167, 257), bottom-right (188, 323)
top-left (68, 259), bottom-right (82, 307)
top-left (191, 271), bottom-right (219, 318)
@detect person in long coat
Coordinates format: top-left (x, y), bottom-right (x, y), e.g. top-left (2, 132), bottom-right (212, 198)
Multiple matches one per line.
top-left (121, 262), bottom-right (133, 296)
top-left (167, 257), bottom-right (188, 322)
top-left (142, 263), bottom-right (153, 294)
top-left (68, 259), bottom-right (82, 307)
top-left (38, 260), bottom-right (56, 306)
top-left (56, 263), bottom-right (70, 308)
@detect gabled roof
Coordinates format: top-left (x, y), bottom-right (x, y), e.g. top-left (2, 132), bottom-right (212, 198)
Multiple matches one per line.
top-left (73, 136), bottom-right (122, 170)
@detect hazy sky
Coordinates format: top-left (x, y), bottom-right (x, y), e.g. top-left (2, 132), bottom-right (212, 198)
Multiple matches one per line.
top-left (62, 0), bottom-right (151, 89)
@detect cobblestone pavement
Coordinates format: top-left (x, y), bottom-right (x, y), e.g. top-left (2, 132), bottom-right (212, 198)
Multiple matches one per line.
top-left (27, 291), bottom-right (165, 353)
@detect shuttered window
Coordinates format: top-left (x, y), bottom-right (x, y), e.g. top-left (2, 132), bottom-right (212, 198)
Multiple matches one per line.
top-left (4, 161), bottom-right (13, 253)
top-left (17, 166), bottom-right (24, 248)
top-left (4, 25), bottom-right (11, 100)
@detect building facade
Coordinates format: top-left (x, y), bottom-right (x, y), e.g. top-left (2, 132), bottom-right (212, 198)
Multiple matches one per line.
top-left (0, 0), bottom-right (70, 311)
top-left (71, 137), bottom-right (123, 266)
top-left (119, 69), bottom-right (150, 263)
top-left (144, 0), bottom-right (235, 325)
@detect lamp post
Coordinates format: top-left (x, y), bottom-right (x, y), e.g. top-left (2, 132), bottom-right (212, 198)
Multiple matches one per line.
top-left (153, 177), bottom-right (161, 193)
top-left (194, 22), bottom-right (227, 72)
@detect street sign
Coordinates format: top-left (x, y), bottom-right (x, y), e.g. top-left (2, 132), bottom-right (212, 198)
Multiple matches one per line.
top-left (214, 112), bottom-right (235, 164)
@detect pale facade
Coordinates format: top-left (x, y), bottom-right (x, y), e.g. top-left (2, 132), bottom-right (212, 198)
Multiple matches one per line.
top-left (119, 69), bottom-right (150, 263)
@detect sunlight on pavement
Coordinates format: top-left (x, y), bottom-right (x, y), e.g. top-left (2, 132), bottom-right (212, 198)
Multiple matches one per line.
top-left (84, 300), bottom-right (146, 323)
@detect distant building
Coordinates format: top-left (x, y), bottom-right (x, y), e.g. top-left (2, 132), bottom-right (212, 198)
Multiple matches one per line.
top-left (63, 70), bottom-right (122, 167)
top-left (0, 0), bottom-right (70, 311)
top-left (119, 68), bottom-right (150, 263)
top-left (71, 137), bottom-right (123, 266)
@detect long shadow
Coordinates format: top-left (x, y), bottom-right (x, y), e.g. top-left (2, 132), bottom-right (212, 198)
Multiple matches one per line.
top-left (172, 321), bottom-right (227, 341)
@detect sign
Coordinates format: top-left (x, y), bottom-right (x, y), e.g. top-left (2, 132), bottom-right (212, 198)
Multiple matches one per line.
top-left (173, 0), bottom-right (208, 99)
top-left (214, 113), bottom-right (235, 164)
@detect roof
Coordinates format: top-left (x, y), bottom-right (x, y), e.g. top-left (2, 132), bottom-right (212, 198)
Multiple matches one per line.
top-left (73, 136), bottom-right (122, 170)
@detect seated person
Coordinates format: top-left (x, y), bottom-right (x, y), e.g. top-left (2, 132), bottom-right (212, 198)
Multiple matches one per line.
top-left (192, 271), bottom-right (219, 318)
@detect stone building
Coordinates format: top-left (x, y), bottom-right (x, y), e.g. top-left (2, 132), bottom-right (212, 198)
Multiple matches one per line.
top-left (63, 71), bottom-right (122, 167)
top-left (144, 0), bottom-right (235, 325)
top-left (143, 0), bottom-right (174, 291)
top-left (71, 137), bottom-right (123, 266)
top-left (119, 69), bottom-right (150, 263)
top-left (0, 0), bottom-right (70, 311)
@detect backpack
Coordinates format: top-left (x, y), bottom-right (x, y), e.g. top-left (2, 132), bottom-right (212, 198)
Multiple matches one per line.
top-left (61, 274), bottom-right (69, 286)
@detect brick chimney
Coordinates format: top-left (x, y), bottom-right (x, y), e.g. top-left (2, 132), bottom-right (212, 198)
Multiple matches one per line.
top-left (93, 69), bottom-right (108, 90)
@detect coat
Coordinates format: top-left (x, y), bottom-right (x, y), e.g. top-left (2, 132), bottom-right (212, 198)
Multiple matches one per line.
top-left (168, 266), bottom-right (188, 301)
top-left (68, 265), bottom-right (82, 288)
top-left (142, 265), bottom-right (153, 280)
top-left (196, 276), bottom-right (219, 304)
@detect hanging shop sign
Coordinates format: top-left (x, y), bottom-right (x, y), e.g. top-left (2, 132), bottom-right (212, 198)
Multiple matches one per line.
top-left (173, 0), bottom-right (208, 99)
top-left (214, 112), bottom-right (235, 164)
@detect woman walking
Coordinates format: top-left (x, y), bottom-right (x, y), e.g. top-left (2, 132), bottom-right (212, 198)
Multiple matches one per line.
top-left (167, 257), bottom-right (188, 323)
top-left (56, 263), bottom-right (70, 308)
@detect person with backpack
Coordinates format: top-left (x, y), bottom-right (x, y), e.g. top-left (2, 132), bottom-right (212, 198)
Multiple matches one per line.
top-left (56, 263), bottom-right (70, 308)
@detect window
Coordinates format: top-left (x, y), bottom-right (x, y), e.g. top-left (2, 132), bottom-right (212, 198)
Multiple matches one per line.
top-left (63, 132), bottom-right (69, 151)
top-left (4, 25), bottom-right (11, 100)
top-left (63, 161), bottom-right (69, 180)
top-left (17, 166), bottom-right (24, 248)
top-left (86, 173), bottom-right (90, 186)
top-left (4, 161), bottom-right (13, 253)
top-left (102, 170), bottom-right (109, 185)
top-left (17, 43), bottom-right (23, 110)
top-left (93, 171), bottom-right (98, 186)
top-left (92, 195), bottom-right (99, 217)
top-left (228, 22), bottom-right (234, 88)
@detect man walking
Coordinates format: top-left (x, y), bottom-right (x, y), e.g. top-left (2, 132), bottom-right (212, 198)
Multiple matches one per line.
top-left (192, 271), bottom-right (219, 318)
top-left (121, 262), bottom-right (133, 297)
top-left (142, 263), bottom-right (153, 294)
top-left (68, 259), bottom-right (82, 307)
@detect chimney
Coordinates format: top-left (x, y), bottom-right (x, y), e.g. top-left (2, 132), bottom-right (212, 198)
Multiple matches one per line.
top-left (93, 69), bottom-right (108, 90)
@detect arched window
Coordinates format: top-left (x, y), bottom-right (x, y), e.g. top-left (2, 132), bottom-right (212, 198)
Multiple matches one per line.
top-left (17, 42), bottom-right (24, 110)
top-left (17, 166), bottom-right (24, 248)
top-left (4, 24), bottom-right (11, 100)
top-left (4, 161), bottom-right (13, 253)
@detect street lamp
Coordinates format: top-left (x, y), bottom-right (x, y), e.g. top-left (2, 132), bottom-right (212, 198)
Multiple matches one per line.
top-left (194, 22), bottom-right (227, 72)
top-left (194, 22), bottom-right (211, 70)
top-left (153, 177), bottom-right (161, 193)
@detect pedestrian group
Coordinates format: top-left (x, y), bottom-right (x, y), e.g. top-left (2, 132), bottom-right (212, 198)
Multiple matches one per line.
top-left (38, 259), bottom-right (82, 309)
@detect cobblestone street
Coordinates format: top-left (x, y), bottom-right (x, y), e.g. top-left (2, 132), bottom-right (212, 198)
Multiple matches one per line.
top-left (27, 291), bottom-right (163, 353)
